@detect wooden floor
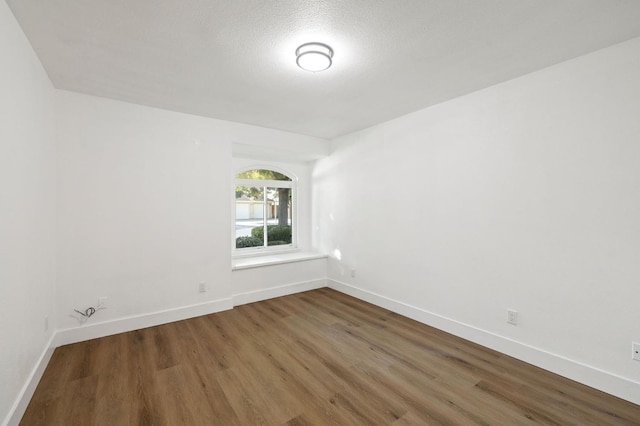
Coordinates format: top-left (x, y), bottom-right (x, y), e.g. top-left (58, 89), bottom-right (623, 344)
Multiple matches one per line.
top-left (21, 288), bottom-right (640, 425)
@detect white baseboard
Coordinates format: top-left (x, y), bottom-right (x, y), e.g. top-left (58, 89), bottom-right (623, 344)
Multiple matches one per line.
top-left (328, 279), bottom-right (640, 406)
top-left (54, 297), bottom-right (234, 347)
top-left (55, 277), bottom-right (328, 348)
top-left (3, 333), bottom-right (56, 426)
top-left (233, 278), bottom-right (327, 306)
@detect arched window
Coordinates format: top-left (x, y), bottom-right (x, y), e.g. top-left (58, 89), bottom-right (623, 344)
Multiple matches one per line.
top-left (234, 168), bottom-right (296, 252)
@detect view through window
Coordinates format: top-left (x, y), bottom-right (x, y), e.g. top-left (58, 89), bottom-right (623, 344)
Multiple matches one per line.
top-left (235, 169), bottom-right (294, 251)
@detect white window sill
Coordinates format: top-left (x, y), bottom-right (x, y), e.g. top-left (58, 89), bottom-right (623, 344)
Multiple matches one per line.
top-left (232, 251), bottom-right (327, 270)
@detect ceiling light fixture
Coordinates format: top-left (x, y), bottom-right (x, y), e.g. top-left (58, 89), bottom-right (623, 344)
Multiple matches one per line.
top-left (296, 42), bottom-right (333, 72)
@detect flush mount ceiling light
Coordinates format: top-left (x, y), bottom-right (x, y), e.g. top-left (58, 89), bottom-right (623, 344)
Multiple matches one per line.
top-left (296, 42), bottom-right (333, 72)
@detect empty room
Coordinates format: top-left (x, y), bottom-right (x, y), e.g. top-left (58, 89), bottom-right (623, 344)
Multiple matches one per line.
top-left (2, 1), bottom-right (640, 424)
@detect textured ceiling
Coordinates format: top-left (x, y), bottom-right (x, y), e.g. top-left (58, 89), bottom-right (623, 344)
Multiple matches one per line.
top-left (7, 0), bottom-right (640, 139)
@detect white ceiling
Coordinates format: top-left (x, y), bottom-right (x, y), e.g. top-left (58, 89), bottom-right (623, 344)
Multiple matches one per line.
top-left (7, 0), bottom-right (640, 139)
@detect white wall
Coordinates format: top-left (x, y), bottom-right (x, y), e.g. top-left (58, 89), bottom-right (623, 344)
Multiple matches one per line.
top-left (314, 37), bottom-right (640, 403)
top-left (232, 259), bottom-right (327, 305)
top-left (55, 91), bottom-right (328, 335)
top-left (0, 1), bottom-right (57, 423)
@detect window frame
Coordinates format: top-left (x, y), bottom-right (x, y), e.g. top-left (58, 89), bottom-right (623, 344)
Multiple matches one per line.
top-left (232, 166), bottom-right (298, 257)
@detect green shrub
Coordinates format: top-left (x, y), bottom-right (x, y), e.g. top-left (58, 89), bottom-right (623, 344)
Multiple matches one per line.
top-left (251, 225), bottom-right (292, 245)
top-left (251, 226), bottom-right (264, 241)
top-left (268, 225), bottom-right (292, 244)
top-left (235, 236), bottom-right (263, 248)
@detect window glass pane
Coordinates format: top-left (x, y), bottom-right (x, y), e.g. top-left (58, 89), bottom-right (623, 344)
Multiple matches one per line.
top-left (235, 169), bottom-right (292, 181)
top-left (267, 186), bottom-right (292, 246)
top-left (235, 186), bottom-right (265, 249)
top-left (234, 167), bottom-right (295, 252)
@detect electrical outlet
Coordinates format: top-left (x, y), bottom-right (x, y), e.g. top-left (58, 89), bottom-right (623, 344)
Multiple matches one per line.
top-left (633, 342), bottom-right (640, 361)
top-left (507, 309), bottom-right (518, 325)
top-left (350, 269), bottom-right (356, 278)
top-left (199, 282), bottom-right (207, 293)
top-left (99, 296), bottom-right (108, 308)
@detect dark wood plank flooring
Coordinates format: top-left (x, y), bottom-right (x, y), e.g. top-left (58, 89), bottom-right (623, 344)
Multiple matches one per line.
top-left (21, 288), bottom-right (640, 425)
